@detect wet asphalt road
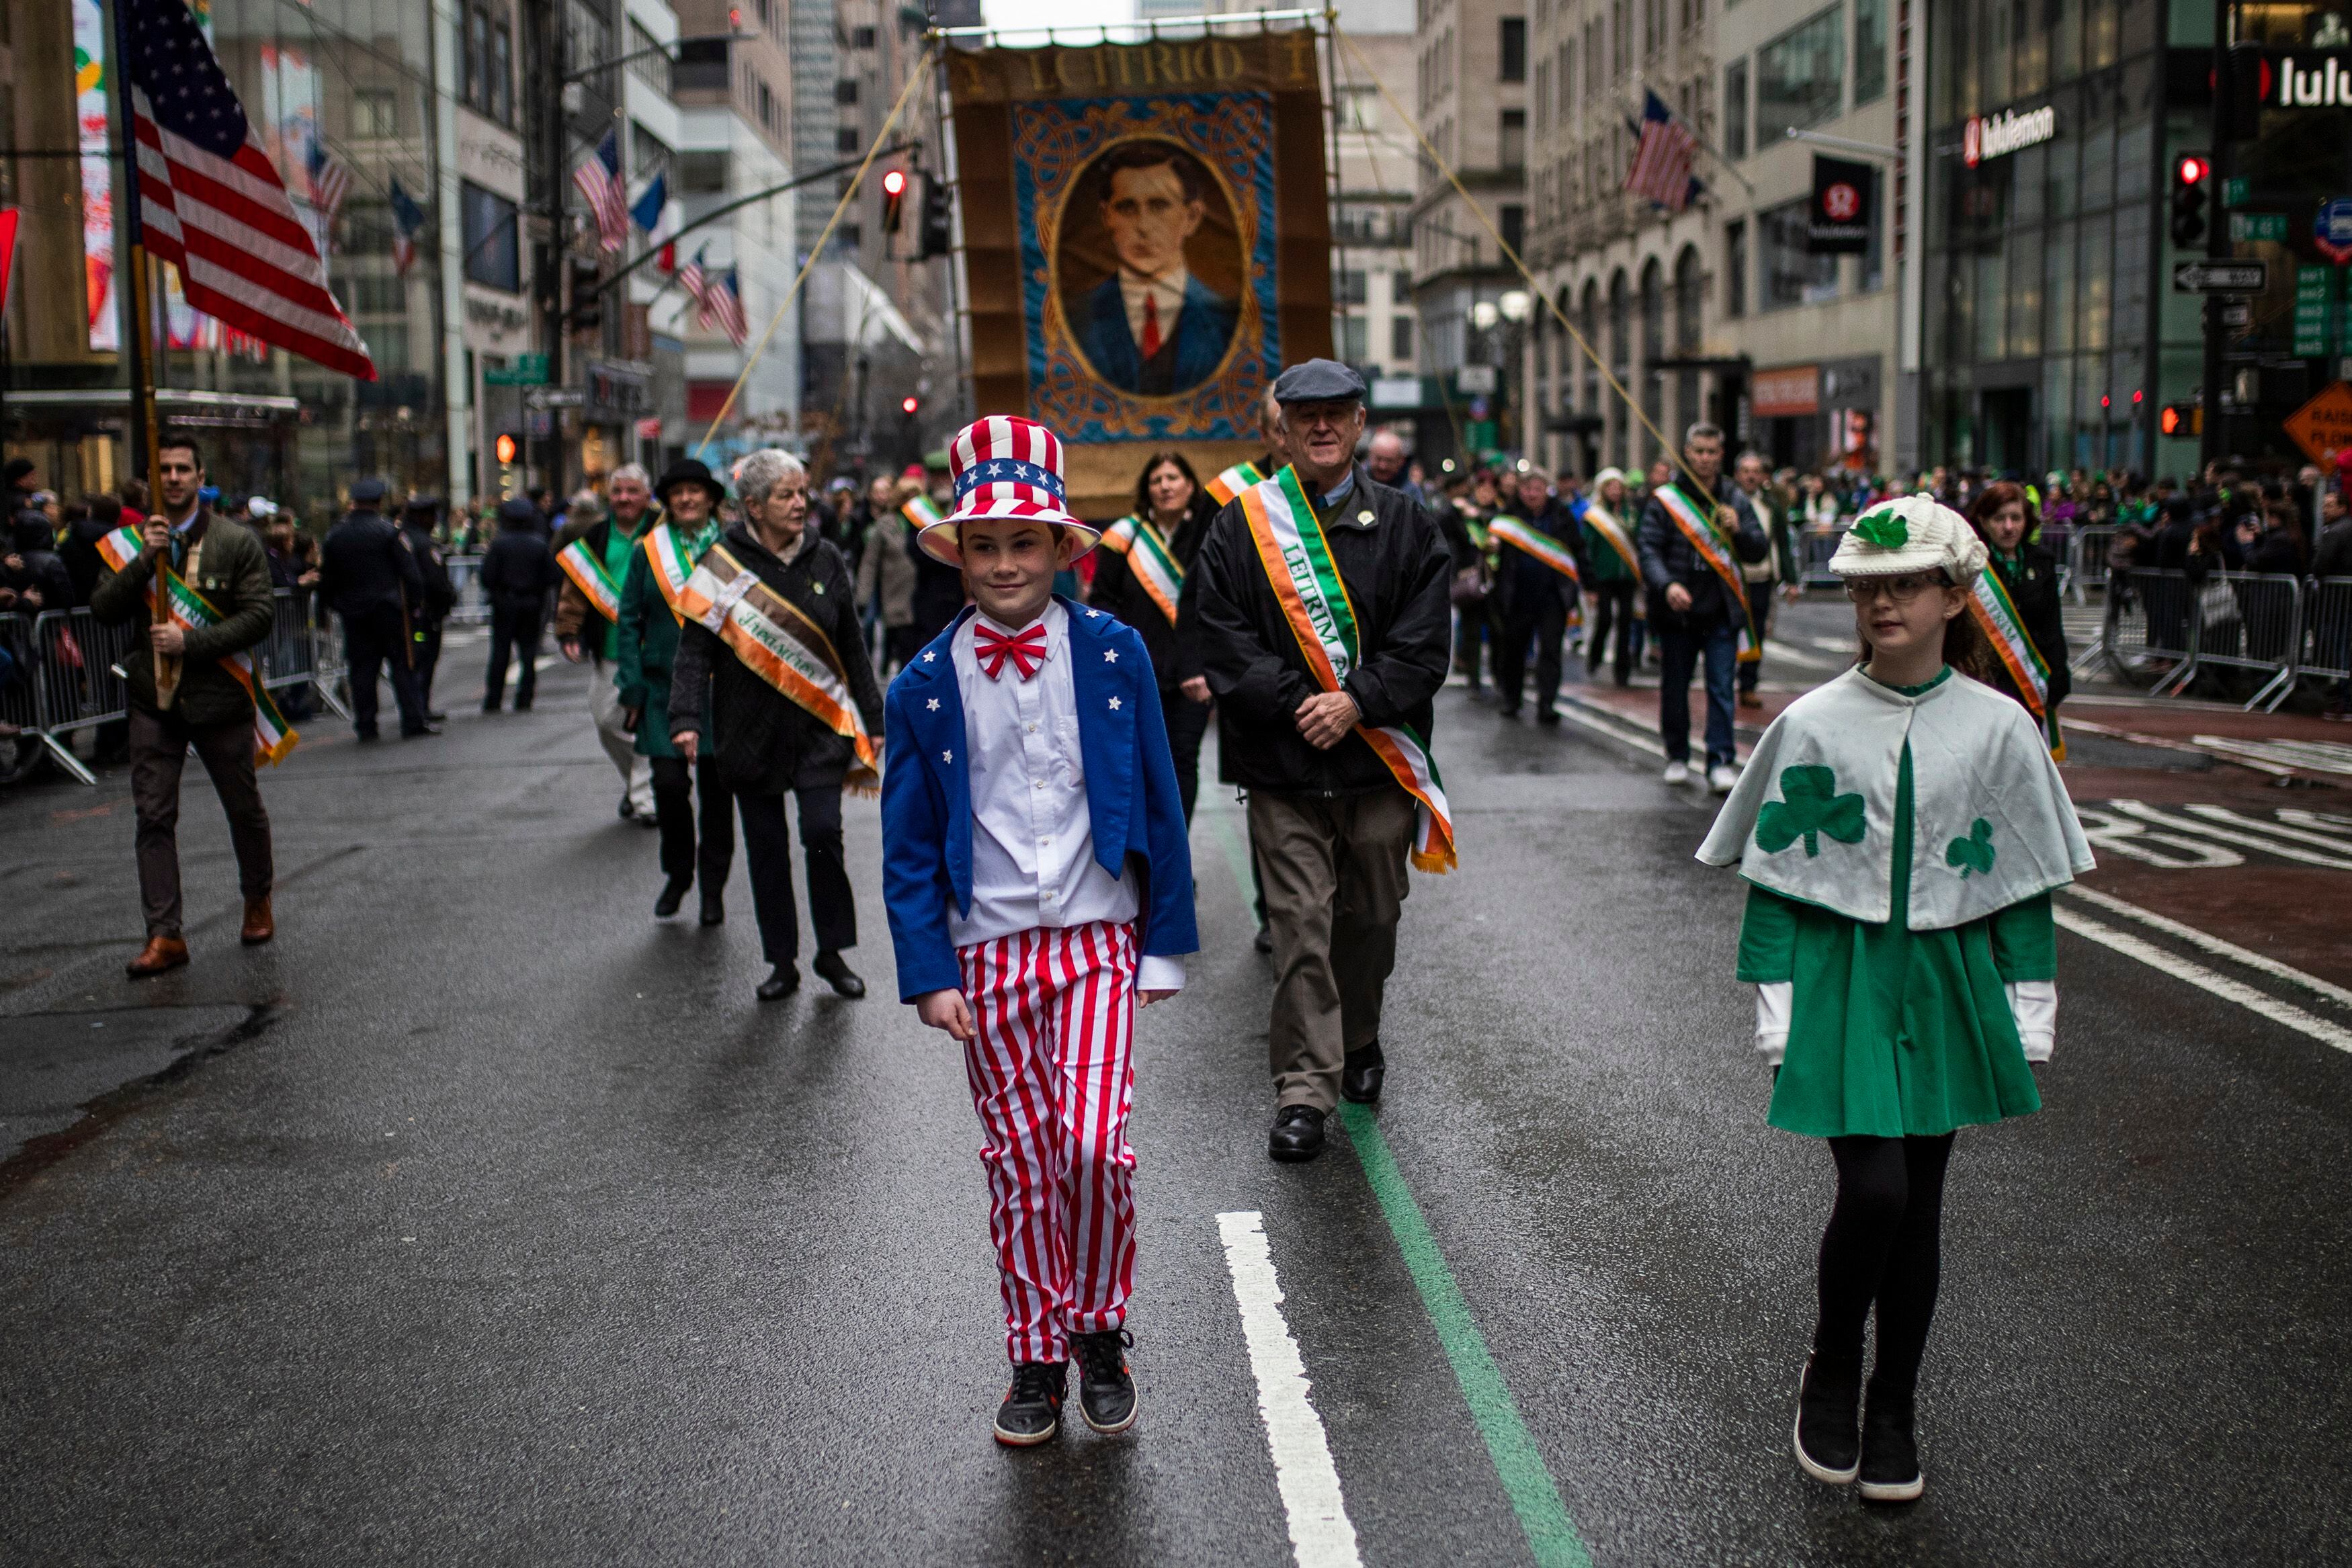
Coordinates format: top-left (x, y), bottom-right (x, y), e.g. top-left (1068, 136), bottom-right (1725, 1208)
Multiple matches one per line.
top-left (3, 650), bottom-right (2349, 1567)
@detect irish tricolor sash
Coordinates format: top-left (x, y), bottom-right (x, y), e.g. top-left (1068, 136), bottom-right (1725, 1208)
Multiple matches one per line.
top-left (1238, 470), bottom-right (1456, 874)
top-left (95, 525), bottom-right (297, 765)
top-left (1206, 460), bottom-right (1265, 507)
top-left (1581, 503), bottom-right (1639, 576)
top-left (901, 494), bottom-right (944, 529)
top-left (1654, 483), bottom-right (1761, 664)
top-left (1969, 563), bottom-right (2064, 758)
top-left (1097, 515), bottom-right (1184, 625)
top-left (679, 543), bottom-right (880, 793)
top-left (557, 535), bottom-right (624, 622)
top-left (1489, 516), bottom-right (1583, 627)
top-left (642, 517), bottom-right (720, 624)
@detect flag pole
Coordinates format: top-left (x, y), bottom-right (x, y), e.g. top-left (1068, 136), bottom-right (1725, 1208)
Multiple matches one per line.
top-left (109, 0), bottom-right (174, 705)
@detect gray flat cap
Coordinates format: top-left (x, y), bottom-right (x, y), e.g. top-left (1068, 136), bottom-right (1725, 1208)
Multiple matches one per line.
top-left (348, 476), bottom-right (388, 505)
top-left (1271, 358), bottom-right (1368, 404)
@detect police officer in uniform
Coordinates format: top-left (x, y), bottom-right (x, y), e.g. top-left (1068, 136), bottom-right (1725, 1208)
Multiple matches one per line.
top-left (398, 495), bottom-right (457, 722)
top-left (319, 477), bottom-right (433, 740)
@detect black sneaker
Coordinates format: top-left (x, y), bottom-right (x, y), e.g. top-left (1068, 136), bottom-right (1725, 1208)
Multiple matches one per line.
top-left (1856, 1386), bottom-right (1924, 1502)
top-left (993, 1360), bottom-right (1066, 1447)
top-left (1070, 1329), bottom-right (1138, 1435)
top-left (1792, 1352), bottom-right (1863, 1485)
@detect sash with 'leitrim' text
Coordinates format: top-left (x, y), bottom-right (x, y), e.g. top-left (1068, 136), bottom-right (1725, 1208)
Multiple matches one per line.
top-left (679, 543), bottom-right (880, 793)
top-left (1238, 469), bottom-right (1456, 873)
top-left (1096, 515), bottom-right (1184, 625)
top-left (1968, 564), bottom-right (2065, 757)
top-left (95, 525), bottom-right (296, 765)
top-left (1653, 482), bottom-right (1761, 663)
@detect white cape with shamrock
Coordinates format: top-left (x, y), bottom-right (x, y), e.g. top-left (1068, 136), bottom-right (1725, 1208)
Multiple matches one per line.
top-left (1697, 667), bottom-right (2095, 930)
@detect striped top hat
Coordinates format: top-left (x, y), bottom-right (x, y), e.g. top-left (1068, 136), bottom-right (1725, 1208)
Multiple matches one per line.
top-left (917, 415), bottom-right (1100, 566)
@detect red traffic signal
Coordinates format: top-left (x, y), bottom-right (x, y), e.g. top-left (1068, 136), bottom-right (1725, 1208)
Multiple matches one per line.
top-left (900, 396), bottom-right (919, 416)
top-left (2159, 404), bottom-right (2202, 437)
top-left (495, 434), bottom-right (518, 464)
top-left (882, 169), bottom-right (907, 232)
top-left (2175, 154), bottom-right (2210, 186)
top-left (882, 169), bottom-right (907, 198)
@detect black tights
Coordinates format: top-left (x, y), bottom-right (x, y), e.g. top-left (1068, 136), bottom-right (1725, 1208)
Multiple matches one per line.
top-left (1814, 1133), bottom-right (1956, 1399)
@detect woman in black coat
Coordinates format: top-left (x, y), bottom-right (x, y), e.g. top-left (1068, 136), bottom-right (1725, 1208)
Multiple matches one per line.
top-left (1090, 449), bottom-right (1219, 820)
top-left (1967, 481), bottom-right (2070, 734)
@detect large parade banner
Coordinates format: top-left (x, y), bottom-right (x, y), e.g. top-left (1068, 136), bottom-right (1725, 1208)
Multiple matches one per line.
top-left (947, 31), bottom-right (1334, 517)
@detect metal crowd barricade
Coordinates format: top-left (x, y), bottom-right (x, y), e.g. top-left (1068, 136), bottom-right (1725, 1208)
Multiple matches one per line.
top-left (2066, 525), bottom-right (2115, 605)
top-left (1798, 525), bottom-right (1847, 588)
top-left (2298, 576), bottom-right (2352, 699)
top-left (0, 612), bottom-right (40, 733)
top-left (444, 552), bottom-right (489, 625)
top-left (23, 607), bottom-right (139, 785)
top-left (2192, 572), bottom-right (2302, 711)
top-left (2098, 568), bottom-right (2197, 693)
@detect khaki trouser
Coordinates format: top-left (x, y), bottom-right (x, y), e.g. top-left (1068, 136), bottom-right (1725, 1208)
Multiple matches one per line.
top-left (587, 660), bottom-right (654, 815)
top-left (129, 706), bottom-right (274, 939)
top-left (1249, 785), bottom-right (1415, 1112)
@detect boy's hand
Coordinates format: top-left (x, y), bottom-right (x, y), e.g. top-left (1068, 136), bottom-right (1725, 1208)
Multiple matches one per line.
top-left (915, 988), bottom-right (975, 1041)
top-left (1139, 990), bottom-right (1178, 1008)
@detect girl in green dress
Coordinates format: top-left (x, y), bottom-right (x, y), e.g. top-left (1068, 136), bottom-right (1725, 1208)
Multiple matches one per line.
top-left (1698, 495), bottom-right (2094, 1503)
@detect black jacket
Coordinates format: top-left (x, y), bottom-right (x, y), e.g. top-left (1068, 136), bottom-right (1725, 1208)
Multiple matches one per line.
top-left (1494, 498), bottom-right (1581, 613)
top-left (1191, 464), bottom-right (1454, 795)
top-left (398, 521), bottom-right (458, 621)
top-left (319, 509), bottom-right (425, 621)
top-left (480, 525), bottom-right (558, 615)
top-left (1087, 495), bottom-right (1216, 691)
top-left (1635, 479), bottom-right (1769, 631)
top-left (1982, 542), bottom-right (2072, 709)
top-left (668, 524), bottom-right (884, 795)
top-left (2314, 519), bottom-right (2352, 578)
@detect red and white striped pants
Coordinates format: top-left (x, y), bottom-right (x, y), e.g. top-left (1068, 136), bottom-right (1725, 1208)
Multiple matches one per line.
top-left (958, 921), bottom-right (1138, 1366)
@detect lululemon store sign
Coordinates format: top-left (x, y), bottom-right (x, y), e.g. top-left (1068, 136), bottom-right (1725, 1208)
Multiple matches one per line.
top-left (1962, 105), bottom-right (2058, 166)
top-left (2273, 56), bottom-right (2352, 106)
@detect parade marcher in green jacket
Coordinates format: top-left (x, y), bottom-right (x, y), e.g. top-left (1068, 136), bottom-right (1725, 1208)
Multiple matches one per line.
top-left (1699, 495), bottom-right (2093, 1505)
top-left (616, 458), bottom-right (734, 923)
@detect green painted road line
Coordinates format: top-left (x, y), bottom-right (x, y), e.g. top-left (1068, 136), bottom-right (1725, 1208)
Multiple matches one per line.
top-left (1337, 1102), bottom-right (1593, 1568)
top-left (1205, 805), bottom-right (1259, 910)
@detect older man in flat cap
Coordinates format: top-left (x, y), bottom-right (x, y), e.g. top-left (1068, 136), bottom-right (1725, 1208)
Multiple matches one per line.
top-left (1190, 359), bottom-right (1457, 1162)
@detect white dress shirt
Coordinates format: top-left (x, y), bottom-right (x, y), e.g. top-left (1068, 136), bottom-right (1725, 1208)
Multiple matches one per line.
top-left (1118, 266), bottom-right (1189, 354)
top-left (948, 601), bottom-right (1184, 991)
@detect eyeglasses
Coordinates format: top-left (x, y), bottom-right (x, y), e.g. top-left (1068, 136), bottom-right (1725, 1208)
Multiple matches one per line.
top-left (1843, 572), bottom-right (1947, 603)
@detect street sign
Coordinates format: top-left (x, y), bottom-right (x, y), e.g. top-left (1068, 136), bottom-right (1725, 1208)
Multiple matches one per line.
top-left (2224, 175), bottom-right (2251, 206)
top-left (2173, 261), bottom-right (2270, 292)
top-left (2230, 212), bottom-right (2288, 242)
top-left (2281, 380), bottom-right (2352, 463)
top-left (2296, 266), bottom-right (2337, 357)
top-left (484, 352), bottom-right (549, 387)
top-left (2223, 302), bottom-right (2252, 328)
top-left (2318, 197), bottom-right (2352, 264)
top-left (1455, 365), bottom-right (1499, 394)
top-left (523, 387), bottom-right (585, 408)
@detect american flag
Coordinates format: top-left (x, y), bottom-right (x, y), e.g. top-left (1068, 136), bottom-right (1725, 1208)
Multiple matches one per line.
top-left (677, 245), bottom-right (710, 310)
top-left (701, 268), bottom-right (748, 347)
top-left (574, 130), bottom-right (628, 252)
top-left (388, 177), bottom-right (427, 277)
top-left (1622, 89), bottom-right (1698, 213)
top-left (304, 132), bottom-right (350, 232)
top-left (123, 0), bottom-right (374, 380)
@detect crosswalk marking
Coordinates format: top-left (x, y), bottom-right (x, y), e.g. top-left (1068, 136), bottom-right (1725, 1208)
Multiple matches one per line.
top-left (2053, 906), bottom-right (2352, 1055)
top-left (2060, 885), bottom-right (2352, 1013)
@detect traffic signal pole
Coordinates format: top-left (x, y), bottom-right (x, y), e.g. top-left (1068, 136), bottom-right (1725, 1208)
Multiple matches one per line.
top-left (2201, 0), bottom-right (2231, 471)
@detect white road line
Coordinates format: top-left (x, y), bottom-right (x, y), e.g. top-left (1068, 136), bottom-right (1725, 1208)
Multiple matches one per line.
top-left (2106, 800), bottom-right (2352, 871)
top-left (1215, 1211), bottom-right (1361, 1568)
top-left (2052, 907), bottom-right (2352, 1055)
top-left (2180, 804), bottom-right (2352, 855)
top-left (1554, 697), bottom-right (1666, 757)
top-left (2058, 885), bottom-right (2352, 1012)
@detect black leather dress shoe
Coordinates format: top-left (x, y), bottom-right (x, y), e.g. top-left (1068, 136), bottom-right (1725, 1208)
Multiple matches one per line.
top-left (756, 965), bottom-right (800, 1001)
top-left (1267, 1105), bottom-right (1326, 1162)
top-left (426, 709), bottom-right (448, 724)
top-left (812, 949), bottom-right (866, 998)
top-left (699, 890), bottom-right (724, 926)
top-left (1253, 926), bottom-right (1274, 956)
top-left (653, 875), bottom-right (691, 918)
top-left (1341, 1043), bottom-right (1385, 1104)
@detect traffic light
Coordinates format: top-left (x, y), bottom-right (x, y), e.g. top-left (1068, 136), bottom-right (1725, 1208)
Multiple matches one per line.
top-left (495, 433), bottom-right (519, 464)
top-left (2158, 404), bottom-right (2202, 437)
top-left (900, 396), bottom-right (919, 416)
top-left (882, 168), bottom-right (908, 234)
top-left (568, 255), bottom-right (603, 333)
top-left (919, 179), bottom-right (954, 259)
top-left (2170, 153), bottom-right (2210, 249)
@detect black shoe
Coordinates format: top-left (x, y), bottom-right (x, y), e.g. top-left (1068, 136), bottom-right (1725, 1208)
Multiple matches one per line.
top-left (354, 730), bottom-right (380, 743)
top-left (514, 699), bottom-right (533, 711)
top-left (700, 890), bottom-right (725, 926)
top-left (1497, 703), bottom-right (1521, 718)
top-left (481, 701), bottom-right (501, 713)
top-left (1856, 1384), bottom-right (1924, 1501)
top-left (653, 875), bottom-right (691, 919)
top-left (993, 1360), bottom-right (1067, 1447)
top-left (402, 723), bottom-right (442, 737)
top-left (1341, 1043), bottom-right (1385, 1104)
top-left (426, 709), bottom-right (449, 724)
top-left (1070, 1329), bottom-right (1139, 1435)
top-left (1253, 926), bottom-right (1274, 956)
top-left (618, 797), bottom-right (636, 820)
top-left (1792, 1352), bottom-right (1863, 1485)
top-left (755, 965), bottom-right (800, 1001)
top-left (812, 949), bottom-right (866, 998)
top-left (632, 811), bottom-right (659, 830)
top-left (1536, 708), bottom-right (1562, 726)
top-left (1268, 1104), bottom-right (1326, 1162)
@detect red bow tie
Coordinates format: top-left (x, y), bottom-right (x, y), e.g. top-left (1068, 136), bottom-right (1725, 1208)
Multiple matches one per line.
top-left (974, 622), bottom-right (1048, 681)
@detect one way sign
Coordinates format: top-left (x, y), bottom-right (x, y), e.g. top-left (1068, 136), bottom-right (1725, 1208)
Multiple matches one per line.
top-left (2173, 261), bottom-right (2270, 294)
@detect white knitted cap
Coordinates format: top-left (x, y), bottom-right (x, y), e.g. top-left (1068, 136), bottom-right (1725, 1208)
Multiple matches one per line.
top-left (1829, 494), bottom-right (1987, 584)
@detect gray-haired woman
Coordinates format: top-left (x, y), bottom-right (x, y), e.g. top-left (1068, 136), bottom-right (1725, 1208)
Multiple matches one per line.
top-left (669, 449), bottom-right (886, 1002)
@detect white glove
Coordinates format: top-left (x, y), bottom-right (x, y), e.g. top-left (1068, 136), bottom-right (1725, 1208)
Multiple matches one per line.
top-left (2007, 979), bottom-right (2057, 1061)
top-left (1753, 982), bottom-right (1792, 1066)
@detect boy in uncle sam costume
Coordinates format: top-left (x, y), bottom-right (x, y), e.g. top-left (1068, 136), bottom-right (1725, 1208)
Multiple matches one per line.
top-left (880, 415), bottom-right (1198, 1448)
top-left (1697, 494), bottom-right (2093, 1504)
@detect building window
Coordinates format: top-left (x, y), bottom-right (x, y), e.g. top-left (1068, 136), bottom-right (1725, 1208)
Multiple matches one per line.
top-left (1725, 220), bottom-right (1747, 317)
top-left (353, 89), bottom-right (398, 139)
top-left (759, 81), bottom-right (775, 130)
top-left (1501, 204), bottom-right (1525, 255)
top-left (1392, 314), bottom-right (1415, 361)
top-left (835, 79), bottom-right (860, 105)
top-left (1611, 0), bottom-right (1631, 73)
top-left (1501, 17), bottom-right (1527, 81)
top-left (493, 21), bottom-right (513, 124)
top-left (1337, 269), bottom-right (1370, 306)
top-left (464, 8), bottom-right (487, 112)
top-left (1757, 5), bottom-right (1844, 142)
top-left (1339, 316), bottom-right (1370, 363)
top-left (1338, 85), bottom-right (1380, 131)
top-left (837, 127), bottom-right (862, 153)
top-left (628, 21), bottom-right (669, 95)
top-left (1854, 0), bottom-right (1887, 105)
top-left (461, 180), bottom-right (520, 292)
top-left (678, 150), bottom-right (730, 193)
top-left (852, 24), bottom-right (877, 48)
top-left (1500, 109), bottom-right (1527, 171)
top-left (1559, 41), bottom-right (1573, 118)
top-left (1724, 59), bottom-right (1748, 159)
top-left (1758, 197), bottom-right (1838, 310)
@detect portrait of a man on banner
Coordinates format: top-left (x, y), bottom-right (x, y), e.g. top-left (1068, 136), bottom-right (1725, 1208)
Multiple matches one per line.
top-left (1066, 140), bottom-right (1240, 398)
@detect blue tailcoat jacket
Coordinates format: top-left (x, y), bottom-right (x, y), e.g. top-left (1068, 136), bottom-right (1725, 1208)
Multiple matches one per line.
top-left (880, 598), bottom-right (1200, 1002)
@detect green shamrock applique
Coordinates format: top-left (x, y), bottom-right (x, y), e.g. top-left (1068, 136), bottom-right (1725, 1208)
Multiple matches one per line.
top-left (1850, 507), bottom-right (1910, 549)
top-left (1755, 766), bottom-right (1867, 857)
top-left (1947, 818), bottom-right (1997, 878)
